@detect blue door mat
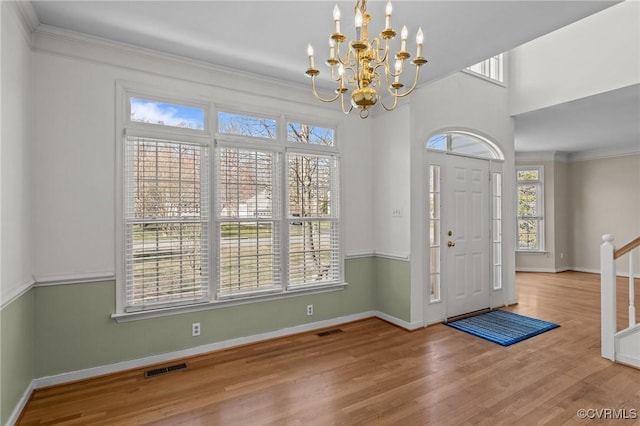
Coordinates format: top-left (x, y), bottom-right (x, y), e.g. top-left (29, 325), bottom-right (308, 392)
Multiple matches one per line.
top-left (446, 309), bottom-right (560, 346)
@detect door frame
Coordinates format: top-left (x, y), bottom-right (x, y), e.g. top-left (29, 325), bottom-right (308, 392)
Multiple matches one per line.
top-left (424, 147), bottom-right (505, 323)
top-left (442, 154), bottom-right (491, 319)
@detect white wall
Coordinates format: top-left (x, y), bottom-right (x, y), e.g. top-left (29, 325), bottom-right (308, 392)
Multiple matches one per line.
top-left (509, 0), bottom-right (640, 115)
top-left (408, 72), bottom-right (516, 324)
top-left (372, 104), bottom-right (411, 259)
top-left (570, 154), bottom-right (640, 273)
top-left (30, 27), bottom-right (374, 282)
top-left (1, 1), bottom-right (33, 305)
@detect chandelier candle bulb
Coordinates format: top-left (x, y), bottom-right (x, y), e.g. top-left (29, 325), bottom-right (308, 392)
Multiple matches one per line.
top-left (385, 1), bottom-right (392, 29)
top-left (333, 5), bottom-right (341, 34)
top-left (416, 27), bottom-right (424, 57)
top-left (394, 59), bottom-right (401, 83)
top-left (355, 9), bottom-right (363, 40)
top-left (400, 25), bottom-right (408, 51)
top-left (307, 44), bottom-right (315, 68)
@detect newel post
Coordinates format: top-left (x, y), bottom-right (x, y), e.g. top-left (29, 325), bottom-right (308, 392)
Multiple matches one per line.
top-left (601, 234), bottom-right (616, 361)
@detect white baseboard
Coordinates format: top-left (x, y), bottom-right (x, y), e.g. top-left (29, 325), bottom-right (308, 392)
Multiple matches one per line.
top-left (516, 266), bottom-right (639, 278)
top-left (15, 310), bottom-right (418, 420)
top-left (374, 311), bottom-right (423, 330)
top-left (6, 380), bottom-right (35, 426)
top-left (515, 267), bottom-right (572, 273)
top-left (516, 267), bottom-right (557, 273)
top-left (615, 354), bottom-right (640, 369)
top-left (33, 311), bottom-right (375, 388)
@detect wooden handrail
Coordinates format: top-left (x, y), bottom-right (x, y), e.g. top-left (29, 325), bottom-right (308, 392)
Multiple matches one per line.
top-left (614, 236), bottom-right (640, 259)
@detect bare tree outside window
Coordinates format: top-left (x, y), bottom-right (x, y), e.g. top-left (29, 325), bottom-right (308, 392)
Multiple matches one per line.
top-left (287, 123), bottom-right (338, 285)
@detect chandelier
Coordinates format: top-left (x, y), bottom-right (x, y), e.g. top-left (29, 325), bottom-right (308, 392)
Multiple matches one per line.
top-left (305, 0), bottom-right (427, 119)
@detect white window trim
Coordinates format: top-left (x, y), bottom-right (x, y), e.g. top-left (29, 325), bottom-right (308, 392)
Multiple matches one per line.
top-left (114, 82), bottom-right (345, 320)
top-left (516, 165), bottom-right (545, 252)
top-left (463, 53), bottom-right (506, 86)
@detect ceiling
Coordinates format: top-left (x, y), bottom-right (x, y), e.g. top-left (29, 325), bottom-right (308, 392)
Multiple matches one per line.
top-left (30, 1), bottom-right (638, 155)
top-left (515, 84), bottom-right (640, 155)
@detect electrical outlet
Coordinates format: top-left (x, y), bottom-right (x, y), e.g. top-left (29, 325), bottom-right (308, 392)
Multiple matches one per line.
top-left (192, 322), bottom-right (201, 337)
top-left (306, 304), bottom-right (313, 316)
top-left (392, 208), bottom-right (402, 217)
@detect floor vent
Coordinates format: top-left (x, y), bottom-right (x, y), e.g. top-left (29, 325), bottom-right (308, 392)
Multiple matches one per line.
top-left (317, 328), bottom-right (343, 337)
top-left (144, 362), bottom-right (187, 378)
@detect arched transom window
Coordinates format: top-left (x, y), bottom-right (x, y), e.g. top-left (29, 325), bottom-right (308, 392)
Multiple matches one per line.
top-left (427, 131), bottom-right (502, 160)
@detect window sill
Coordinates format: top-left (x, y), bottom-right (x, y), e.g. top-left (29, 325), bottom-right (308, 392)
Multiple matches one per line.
top-left (111, 283), bottom-right (348, 323)
top-left (461, 69), bottom-right (506, 87)
top-left (516, 250), bottom-right (547, 254)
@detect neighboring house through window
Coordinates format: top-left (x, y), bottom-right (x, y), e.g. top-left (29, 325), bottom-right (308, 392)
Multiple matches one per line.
top-left (116, 88), bottom-right (341, 316)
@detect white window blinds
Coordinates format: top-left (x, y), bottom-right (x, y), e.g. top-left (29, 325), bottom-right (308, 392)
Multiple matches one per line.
top-left (216, 148), bottom-right (282, 297)
top-left (287, 153), bottom-right (340, 287)
top-left (124, 136), bottom-right (209, 311)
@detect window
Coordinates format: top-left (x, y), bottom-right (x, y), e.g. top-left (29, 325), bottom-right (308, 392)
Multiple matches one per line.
top-left (286, 122), bottom-right (339, 287)
top-left (118, 92), bottom-right (342, 315)
top-left (492, 172), bottom-right (502, 289)
top-left (465, 53), bottom-right (504, 83)
top-left (428, 165), bottom-right (441, 302)
top-left (517, 166), bottom-right (544, 251)
top-left (216, 148), bottom-right (281, 298)
top-left (121, 96), bottom-right (210, 312)
top-left (427, 132), bottom-right (502, 160)
top-left (130, 97), bottom-right (205, 130)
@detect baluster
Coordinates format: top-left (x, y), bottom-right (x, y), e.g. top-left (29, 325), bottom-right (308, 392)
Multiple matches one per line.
top-left (601, 234), bottom-right (616, 361)
top-left (630, 249), bottom-right (636, 327)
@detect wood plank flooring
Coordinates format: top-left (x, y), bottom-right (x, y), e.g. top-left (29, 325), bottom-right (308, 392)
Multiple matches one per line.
top-left (18, 272), bottom-right (640, 425)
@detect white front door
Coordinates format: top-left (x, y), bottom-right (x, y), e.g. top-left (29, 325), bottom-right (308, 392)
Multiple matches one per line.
top-left (444, 155), bottom-right (491, 318)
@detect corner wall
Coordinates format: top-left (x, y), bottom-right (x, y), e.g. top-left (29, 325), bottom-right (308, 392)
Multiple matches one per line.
top-left (1, 2), bottom-right (34, 424)
top-left (570, 154), bottom-right (640, 272)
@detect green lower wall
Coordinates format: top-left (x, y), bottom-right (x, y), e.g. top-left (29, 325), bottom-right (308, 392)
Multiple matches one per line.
top-left (0, 290), bottom-right (34, 426)
top-left (3, 255), bottom-right (415, 421)
top-left (374, 257), bottom-right (411, 322)
top-left (33, 257), bottom-right (377, 378)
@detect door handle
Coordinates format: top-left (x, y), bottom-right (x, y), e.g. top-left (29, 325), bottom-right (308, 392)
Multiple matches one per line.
top-left (447, 241), bottom-right (455, 247)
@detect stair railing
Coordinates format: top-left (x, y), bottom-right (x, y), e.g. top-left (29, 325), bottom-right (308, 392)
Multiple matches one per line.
top-left (600, 234), bottom-right (640, 361)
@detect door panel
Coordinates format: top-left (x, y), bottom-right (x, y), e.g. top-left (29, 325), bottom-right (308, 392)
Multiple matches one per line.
top-left (445, 155), bottom-right (490, 318)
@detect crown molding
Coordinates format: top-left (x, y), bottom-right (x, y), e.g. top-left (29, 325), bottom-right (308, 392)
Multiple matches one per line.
top-left (515, 150), bottom-right (569, 162)
top-left (516, 146), bottom-right (640, 163)
top-left (14, 1), bottom-right (39, 32)
top-left (567, 145), bottom-right (640, 162)
top-left (5, 0), bottom-right (39, 46)
top-left (32, 24), bottom-right (337, 116)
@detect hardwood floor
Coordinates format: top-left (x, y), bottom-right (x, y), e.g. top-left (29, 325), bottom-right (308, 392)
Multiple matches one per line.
top-left (18, 272), bottom-right (640, 425)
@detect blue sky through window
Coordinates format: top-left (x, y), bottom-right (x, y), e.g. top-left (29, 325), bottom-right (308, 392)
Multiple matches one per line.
top-left (287, 123), bottom-right (334, 146)
top-left (130, 98), bottom-right (205, 130)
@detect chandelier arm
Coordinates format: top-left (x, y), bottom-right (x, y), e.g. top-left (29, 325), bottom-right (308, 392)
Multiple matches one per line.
top-left (387, 66), bottom-right (423, 98)
top-left (342, 65), bottom-right (357, 86)
top-left (369, 37), bottom-right (386, 65)
top-left (379, 92), bottom-right (400, 111)
top-left (339, 92), bottom-right (353, 115)
top-left (310, 76), bottom-right (343, 103)
top-left (335, 40), bottom-right (346, 65)
top-left (373, 62), bottom-right (397, 82)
